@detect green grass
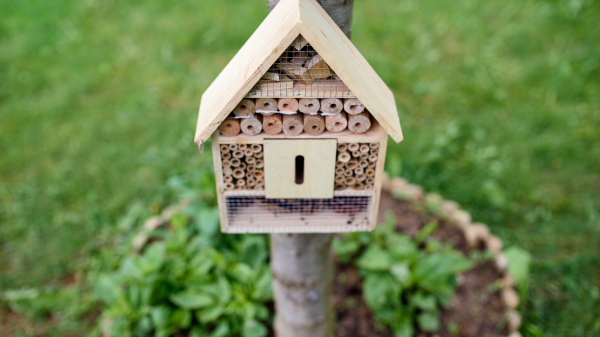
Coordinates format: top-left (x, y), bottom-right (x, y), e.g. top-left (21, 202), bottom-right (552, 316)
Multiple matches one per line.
top-left (1, 0), bottom-right (599, 335)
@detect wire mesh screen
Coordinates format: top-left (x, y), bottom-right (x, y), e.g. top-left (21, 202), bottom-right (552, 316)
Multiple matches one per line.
top-left (222, 191), bottom-right (376, 233)
top-left (246, 35), bottom-right (355, 98)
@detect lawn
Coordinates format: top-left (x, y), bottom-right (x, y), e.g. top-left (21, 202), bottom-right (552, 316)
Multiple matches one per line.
top-left (1, 0), bottom-right (599, 335)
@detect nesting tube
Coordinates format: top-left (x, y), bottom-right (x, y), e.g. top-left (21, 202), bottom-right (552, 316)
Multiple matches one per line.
top-left (369, 154), bottom-right (378, 162)
top-left (325, 111), bottom-right (348, 133)
top-left (359, 161), bottom-right (369, 168)
top-left (240, 115), bottom-right (263, 136)
top-left (366, 177), bottom-right (375, 185)
top-left (255, 151), bottom-right (264, 158)
top-left (346, 159), bottom-right (359, 170)
top-left (220, 145), bottom-right (230, 153)
top-left (360, 145), bottom-right (370, 153)
top-left (353, 182), bottom-right (365, 190)
top-left (224, 175), bottom-right (233, 183)
top-left (348, 112), bottom-right (371, 134)
top-left (352, 151), bottom-right (361, 158)
top-left (282, 114), bottom-right (303, 136)
top-left (356, 174), bottom-right (367, 182)
top-left (303, 114), bottom-right (325, 136)
top-left (232, 150), bottom-right (244, 159)
top-left (368, 161), bottom-right (377, 169)
top-left (229, 144), bottom-right (238, 151)
top-left (246, 178), bottom-right (256, 187)
top-left (299, 98), bottom-right (320, 114)
top-left (263, 114), bottom-right (283, 135)
top-left (238, 162), bottom-right (246, 170)
top-left (224, 183), bottom-right (235, 191)
top-left (337, 151), bottom-right (351, 163)
top-left (344, 170), bottom-right (353, 177)
top-left (238, 144), bottom-right (247, 150)
top-left (247, 165), bottom-right (255, 173)
top-left (348, 143), bottom-right (359, 152)
top-left (254, 171), bottom-right (264, 179)
top-left (344, 177), bottom-right (356, 186)
top-left (320, 98), bottom-right (343, 114)
top-left (343, 98), bottom-right (365, 115)
top-left (222, 152), bottom-right (231, 160)
top-left (223, 167), bottom-right (233, 176)
top-left (360, 153), bottom-right (369, 161)
top-left (336, 161), bottom-right (345, 168)
top-left (335, 175), bottom-right (345, 184)
top-left (230, 158), bottom-right (241, 167)
top-left (233, 99), bottom-right (256, 117)
top-left (246, 157), bottom-right (256, 164)
top-left (256, 98), bottom-right (278, 113)
top-left (335, 167), bottom-right (345, 175)
top-left (370, 143), bottom-right (379, 149)
top-left (335, 184), bottom-right (346, 190)
top-left (236, 179), bottom-right (246, 187)
top-left (337, 144), bottom-right (348, 152)
top-left (255, 159), bottom-right (264, 169)
top-left (278, 98), bottom-right (299, 112)
top-left (244, 149), bottom-right (253, 157)
top-left (354, 167), bottom-right (364, 175)
top-left (251, 144), bottom-right (262, 153)
top-left (233, 169), bottom-right (245, 179)
top-left (366, 168), bottom-right (376, 177)
top-left (222, 160), bottom-right (232, 168)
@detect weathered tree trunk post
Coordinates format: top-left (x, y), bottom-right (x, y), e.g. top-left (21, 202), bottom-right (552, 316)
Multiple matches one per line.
top-left (267, 1), bottom-right (355, 336)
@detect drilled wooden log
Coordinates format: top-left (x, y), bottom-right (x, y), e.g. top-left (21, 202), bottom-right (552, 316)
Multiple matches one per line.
top-left (263, 114), bottom-right (283, 135)
top-left (348, 112), bottom-right (371, 134)
top-left (240, 115), bottom-right (263, 136)
top-left (256, 98), bottom-right (278, 113)
top-left (320, 98), bottom-right (343, 115)
top-left (325, 111), bottom-right (347, 133)
top-left (303, 114), bottom-right (325, 136)
top-left (299, 98), bottom-right (320, 114)
top-left (343, 98), bottom-right (365, 115)
top-left (233, 99), bottom-right (256, 117)
top-left (278, 98), bottom-right (299, 112)
top-left (282, 114), bottom-right (304, 136)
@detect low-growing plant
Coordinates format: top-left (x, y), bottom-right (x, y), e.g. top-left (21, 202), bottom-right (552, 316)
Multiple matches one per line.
top-left (94, 210), bottom-right (272, 337)
top-left (333, 212), bottom-right (473, 337)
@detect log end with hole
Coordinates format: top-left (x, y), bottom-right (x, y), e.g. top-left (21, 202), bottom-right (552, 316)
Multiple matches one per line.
top-left (263, 114), bottom-right (283, 135)
top-left (348, 112), bottom-right (371, 134)
top-left (233, 99), bottom-right (256, 116)
top-left (298, 98), bottom-right (320, 114)
top-left (282, 113), bottom-right (303, 136)
top-left (320, 98), bottom-right (343, 114)
top-left (303, 114), bottom-right (325, 136)
top-left (278, 98), bottom-right (299, 112)
top-left (219, 117), bottom-right (241, 137)
top-left (240, 115), bottom-right (263, 136)
top-left (325, 111), bottom-right (347, 133)
top-left (343, 98), bottom-right (365, 115)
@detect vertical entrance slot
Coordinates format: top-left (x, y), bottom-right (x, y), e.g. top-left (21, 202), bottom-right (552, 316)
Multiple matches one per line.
top-left (295, 155), bottom-right (305, 185)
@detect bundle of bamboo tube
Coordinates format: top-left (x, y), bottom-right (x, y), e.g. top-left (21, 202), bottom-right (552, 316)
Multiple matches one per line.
top-left (334, 142), bottom-right (379, 191)
top-left (219, 98), bottom-right (371, 137)
top-left (220, 143), bottom-right (264, 191)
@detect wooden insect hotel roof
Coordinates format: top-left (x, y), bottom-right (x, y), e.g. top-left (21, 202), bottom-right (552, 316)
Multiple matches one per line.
top-left (194, 0), bottom-right (403, 146)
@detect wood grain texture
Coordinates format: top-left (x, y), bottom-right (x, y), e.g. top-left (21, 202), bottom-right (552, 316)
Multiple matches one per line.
top-left (282, 113), bottom-right (304, 136)
top-left (325, 111), bottom-right (347, 132)
top-left (218, 117), bottom-right (241, 137)
top-left (303, 114), bottom-right (325, 136)
top-left (369, 128), bottom-right (388, 230)
top-left (195, 0), bottom-right (403, 146)
top-left (263, 114), bottom-right (283, 135)
top-left (264, 139), bottom-right (337, 199)
top-left (299, 98), bottom-right (320, 114)
top-left (348, 112), bottom-right (371, 134)
top-left (211, 133), bottom-right (229, 232)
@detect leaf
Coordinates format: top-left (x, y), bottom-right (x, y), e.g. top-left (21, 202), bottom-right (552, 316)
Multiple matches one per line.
top-left (357, 246), bottom-right (392, 271)
top-left (332, 238), bottom-right (361, 263)
top-left (409, 292), bottom-right (437, 311)
top-left (216, 276), bottom-right (232, 304)
top-left (139, 242), bottom-right (166, 274)
top-left (413, 252), bottom-right (473, 292)
top-left (392, 314), bottom-right (414, 337)
top-left (363, 274), bottom-right (399, 309)
top-left (242, 320), bottom-right (268, 337)
top-left (171, 309), bottom-right (192, 328)
top-left (417, 310), bottom-right (440, 332)
top-left (170, 291), bottom-right (214, 309)
top-left (240, 235), bottom-right (268, 268)
top-left (251, 267), bottom-right (273, 301)
top-left (390, 263), bottom-right (411, 286)
top-left (150, 305), bottom-right (172, 329)
top-left (503, 246), bottom-right (531, 290)
top-left (196, 305), bottom-right (225, 323)
top-left (416, 221), bottom-right (438, 243)
top-left (190, 327), bottom-right (208, 337)
top-left (386, 234), bottom-right (418, 259)
top-left (210, 320), bottom-right (230, 337)
top-left (94, 275), bottom-right (120, 303)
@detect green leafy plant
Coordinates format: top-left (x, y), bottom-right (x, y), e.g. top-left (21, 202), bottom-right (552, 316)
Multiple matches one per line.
top-left (333, 212), bottom-right (473, 337)
top-left (95, 211), bottom-right (272, 337)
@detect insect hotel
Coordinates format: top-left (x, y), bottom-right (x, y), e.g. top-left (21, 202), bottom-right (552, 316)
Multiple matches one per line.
top-left (194, 0), bottom-right (403, 233)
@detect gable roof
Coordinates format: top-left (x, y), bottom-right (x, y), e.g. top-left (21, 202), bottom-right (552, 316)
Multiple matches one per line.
top-left (194, 0), bottom-right (403, 146)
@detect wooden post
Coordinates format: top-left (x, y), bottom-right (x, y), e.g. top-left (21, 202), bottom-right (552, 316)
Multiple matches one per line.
top-left (266, 1), bottom-right (356, 337)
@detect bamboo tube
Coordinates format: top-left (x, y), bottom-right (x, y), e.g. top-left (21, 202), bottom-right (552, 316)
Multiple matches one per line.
top-left (247, 178), bottom-right (256, 187)
top-left (255, 151), bottom-right (264, 158)
top-left (337, 151), bottom-right (351, 163)
top-left (343, 98), bottom-right (365, 115)
top-left (356, 174), bottom-right (367, 182)
top-left (224, 175), bottom-right (233, 183)
top-left (369, 142), bottom-right (379, 149)
top-left (240, 115), bottom-right (263, 136)
top-left (251, 144), bottom-right (262, 153)
top-left (220, 145), bottom-right (230, 153)
top-left (233, 99), bottom-right (256, 117)
top-left (230, 158), bottom-right (241, 167)
top-left (344, 177), bottom-right (356, 186)
top-left (224, 183), bottom-right (235, 190)
top-left (335, 175), bottom-right (345, 184)
top-left (223, 168), bottom-right (233, 177)
top-left (248, 165), bottom-right (255, 173)
top-left (366, 168), bottom-right (375, 177)
top-left (368, 161), bottom-right (377, 169)
top-left (303, 114), bottom-right (325, 136)
top-left (335, 167), bottom-right (345, 175)
top-left (278, 98), bottom-right (299, 112)
top-left (359, 160), bottom-right (368, 168)
top-left (222, 152), bottom-right (232, 160)
top-left (256, 179), bottom-right (265, 187)
top-left (353, 182), bottom-right (365, 190)
top-left (348, 112), bottom-right (371, 134)
top-left (370, 148), bottom-right (379, 155)
top-left (360, 153), bottom-right (369, 161)
top-left (335, 184), bottom-right (346, 190)
top-left (233, 169), bottom-right (245, 179)
top-left (344, 169), bottom-right (353, 177)
top-left (348, 143), bottom-right (359, 152)
top-left (337, 144), bottom-right (348, 152)
top-left (255, 159), bottom-right (264, 169)
top-left (244, 149), bottom-right (253, 157)
top-left (232, 150), bottom-right (244, 159)
top-left (256, 98), bottom-right (278, 112)
top-left (320, 98), bottom-right (343, 114)
top-left (325, 111), bottom-right (347, 133)
top-left (354, 168), bottom-right (364, 175)
top-left (229, 144), bottom-right (238, 151)
top-left (346, 159), bottom-right (359, 170)
top-left (254, 171), bottom-right (264, 179)
top-left (365, 184), bottom-right (374, 190)
top-left (282, 114), bottom-right (303, 136)
top-left (352, 151), bottom-right (361, 158)
top-left (246, 157), bottom-right (256, 165)
top-left (369, 154), bottom-right (378, 162)
top-left (359, 144), bottom-right (370, 153)
top-left (239, 144), bottom-right (247, 150)
top-left (238, 163), bottom-right (247, 171)
top-left (263, 114), bottom-right (283, 135)
top-left (236, 179), bottom-right (246, 187)
top-left (246, 172), bottom-right (253, 179)
top-left (222, 160), bottom-right (232, 168)
top-left (336, 161), bottom-right (345, 168)
top-left (366, 177), bottom-right (374, 185)
top-left (299, 98), bottom-right (320, 114)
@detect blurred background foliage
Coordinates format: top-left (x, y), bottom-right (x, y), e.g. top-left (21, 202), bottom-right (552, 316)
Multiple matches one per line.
top-left (0, 0), bottom-right (598, 335)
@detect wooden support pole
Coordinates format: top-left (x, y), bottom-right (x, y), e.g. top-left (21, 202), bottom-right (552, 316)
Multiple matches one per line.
top-left (299, 98), bottom-right (320, 114)
top-left (303, 114), bottom-right (325, 136)
top-left (240, 115), bottom-right (263, 136)
top-left (282, 113), bottom-right (304, 136)
top-left (348, 112), bottom-right (371, 134)
top-left (325, 111), bottom-right (347, 133)
top-left (263, 114), bottom-right (283, 135)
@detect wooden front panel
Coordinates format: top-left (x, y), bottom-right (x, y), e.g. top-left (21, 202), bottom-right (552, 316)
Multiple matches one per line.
top-left (264, 139), bottom-right (337, 199)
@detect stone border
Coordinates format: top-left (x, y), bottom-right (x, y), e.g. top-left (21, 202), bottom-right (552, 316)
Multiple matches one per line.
top-left (382, 174), bottom-right (522, 337)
